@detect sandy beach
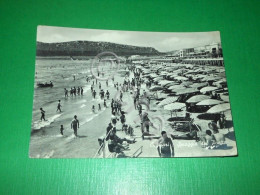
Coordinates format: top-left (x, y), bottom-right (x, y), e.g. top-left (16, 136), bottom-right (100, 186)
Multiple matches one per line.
top-left (29, 57), bottom-right (237, 158)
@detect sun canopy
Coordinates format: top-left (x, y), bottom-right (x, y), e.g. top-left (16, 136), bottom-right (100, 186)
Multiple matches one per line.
top-left (164, 102), bottom-right (186, 111)
top-left (190, 82), bottom-right (208, 89)
top-left (158, 96), bottom-right (179, 107)
top-left (153, 77), bottom-right (164, 82)
top-left (149, 85), bottom-right (164, 91)
top-left (196, 99), bottom-right (223, 106)
top-left (174, 76), bottom-right (188, 81)
top-left (207, 103), bottom-right (230, 113)
top-left (186, 95), bottom-right (210, 103)
top-left (200, 86), bottom-right (218, 93)
top-left (220, 94), bottom-right (230, 102)
top-left (175, 88), bottom-right (199, 95)
top-left (158, 80), bottom-right (173, 86)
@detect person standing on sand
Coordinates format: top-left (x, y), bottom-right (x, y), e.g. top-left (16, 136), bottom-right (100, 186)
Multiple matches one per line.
top-left (93, 90), bottom-right (96, 99)
top-left (81, 87), bottom-right (83, 95)
top-left (77, 87), bottom-right (80, 95)
top-left (120, 91), bottom-right (123, 101)
top-left (56, 100), bottom-right (62, 112)
top-left (64, 88), bottom-right (68, 98)
top-left (157, 131), bottom-right (174, 158)
top-left (73, 87), bottom-right (77, 96)
top-left (92, 105), bottom-right (95, 113)
top-left (70, 88), bottom-right (73, 96)
top-left (104, 99), bottom-right (107, 108)
top-left (98, 103), bottom-right (101, 111)
top-left (106, 90), bottom-right (110, 99)
top-left (60, 125), bottom-right (64, 135)
top-left (40, 108), bottom-right (46, 121)
top-left (71, 115), bottom-right (79, 137)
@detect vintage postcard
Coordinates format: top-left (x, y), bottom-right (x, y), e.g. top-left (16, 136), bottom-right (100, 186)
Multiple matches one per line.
top-left (29, 26), bottom-right (237, 158)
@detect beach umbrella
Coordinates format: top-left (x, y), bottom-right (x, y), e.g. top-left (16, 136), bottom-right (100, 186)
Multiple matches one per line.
top-left (169, 85), bottom-right (186, 91)
top-left (214, 78), bottom-right (227, 85)
top-left (186, 95), bottom-right (210, 103)
top-left (164, 102), bottom-right (186, 111)
top-left (149, 85), bottom-right (164, 91)
top-left (196, 99), bottom-right (223, 106)
top-left (175, 88), bottom-right (199, 95)
top-left (160, 71), bottom-right (168, 76)
top-left (207, 103), bottom-right (230, 113)
top-left (190, 82), bottom-right (208, 89)
top-left (158, 80), bottom-right (173, 86)
top-left (149, 73), bottom-right (158, 78)
top-left (181, 81), bottom-right (193, 87)
top-left (166, 82), bottom-right (179, 87)
top-left (220, 94), bottom-right (230, 102)
top-left (174, 76), bottom-right (188, 81)
top-left (202, 75), bottom-right (221, 82)
top-left (158, 96), bottom-right (179, 107)
top-left (200, 86), bottom-right (218, 93)
top-left (153, 77), bottom-right (164, 82)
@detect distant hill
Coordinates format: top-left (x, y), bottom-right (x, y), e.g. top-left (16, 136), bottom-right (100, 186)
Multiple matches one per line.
top-left (36, 41), bottom-right (162, 57)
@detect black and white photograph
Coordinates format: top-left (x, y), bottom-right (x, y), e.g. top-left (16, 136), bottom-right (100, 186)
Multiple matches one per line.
top-left (29, 26), bottom-right (237, 158)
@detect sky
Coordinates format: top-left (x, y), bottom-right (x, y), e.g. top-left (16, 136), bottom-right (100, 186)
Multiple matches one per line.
top-left (37, 26), bottom-right (221, 52)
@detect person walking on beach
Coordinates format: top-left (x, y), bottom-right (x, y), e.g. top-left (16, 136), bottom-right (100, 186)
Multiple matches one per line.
top-left (99, 82), bottom-right (101, 89)
top-left (92, 105), bottom-right (95, 113)
top-left (40, 108), bottom-right (46, 121)
top-left (60, 125), bottom-right (64, 135)
top-left (106, 80), bottom-right (108, 87)
top-left (157, 131), bottom-right (174, 158)
top-left (71, 115), bottom-right (79, 137)
top-left (57, 100), bottom-right (62, 112)
top-left (98, 103), bottom-right (101, 111)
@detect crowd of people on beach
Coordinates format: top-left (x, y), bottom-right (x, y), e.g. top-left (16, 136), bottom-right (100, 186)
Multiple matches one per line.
top-left (37, 61), bottom-right (231, 158)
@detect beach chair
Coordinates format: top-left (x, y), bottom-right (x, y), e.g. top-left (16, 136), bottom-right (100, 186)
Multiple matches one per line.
top-left (170, 118), bottom-right (194, 132)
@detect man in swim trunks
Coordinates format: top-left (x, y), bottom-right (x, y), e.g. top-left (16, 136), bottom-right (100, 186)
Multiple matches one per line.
top-left (40, 108), bottom-right (46, 121)
top-left (71, 115), bottom-right (79, 137)
top-left (157, 131), bottom-right (174, 158)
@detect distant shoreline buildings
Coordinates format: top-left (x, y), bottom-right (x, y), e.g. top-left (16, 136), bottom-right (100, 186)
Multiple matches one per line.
top-left (167, 42), bottom-right (222, 59)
